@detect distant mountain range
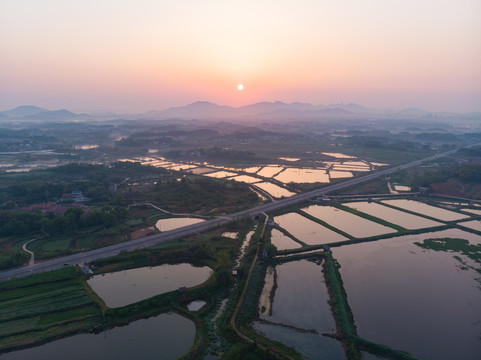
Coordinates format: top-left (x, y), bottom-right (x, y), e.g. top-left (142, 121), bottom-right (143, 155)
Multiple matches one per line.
top-left (141, 101), bottom-right (367, 120)
top-left (1, 102), bottom-right (479, 122)
top-left (0, 105), bottom-right (90, 121)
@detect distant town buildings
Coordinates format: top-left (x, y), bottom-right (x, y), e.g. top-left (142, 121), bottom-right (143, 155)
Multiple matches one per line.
top-left (20, 202), bottom-right (67, 216)
top-left (19, 191), bottom-right (90, 216)
top-left (61, 191), bottom-right (89, 202)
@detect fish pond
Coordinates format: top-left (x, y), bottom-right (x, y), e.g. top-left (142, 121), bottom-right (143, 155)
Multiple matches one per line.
top-left (259, 260), bottom-right (336, 332)
top-left (333, 228), bottom-right (481, 360)
top-left (328, 170), bottom-right (353, 179)
top-left (461, 208), bottom-right (481, 215)
top-left (274, 212), bottom-right (347, 245)
top-left (301, 205), bottom-right (396, 238)
top-left (230, 175), bottom-right (262, 184)
top-left (1, 313), bottom-right (195, 360)
top-left (274, 168), bottom-right (329, 184)
top-left (254, 182), bottom-right (296, 199)
top-left (255, 260), bottom-right (345, 359)
top-left (87, 263), bottom-right (212, 308)
top-left (204, 170), bottom-right (238, 178)
top-left (381, 199), bottom-right (469, 221)
top-left (155, 217), bottom-right (204, 232)
top-left (269, 228), bottom-right (302, 251)
top-left (257, 165), bottom-right (285, 178)
top-left (459, 219), bottom-right (481, 232)
top-left (344, 201), bottom-right (443, 230)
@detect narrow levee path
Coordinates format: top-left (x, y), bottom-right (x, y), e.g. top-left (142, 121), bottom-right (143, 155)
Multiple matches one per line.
top-left (22, 238), bottom-right (37, 266)
top-left (128, 202), bottom-right (211, 219)
top-left (230, 214), bottom-right (296, 360)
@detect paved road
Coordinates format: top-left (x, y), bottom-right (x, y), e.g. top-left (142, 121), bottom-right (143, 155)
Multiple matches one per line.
top-left (0, 147), bottom-right (460, 281)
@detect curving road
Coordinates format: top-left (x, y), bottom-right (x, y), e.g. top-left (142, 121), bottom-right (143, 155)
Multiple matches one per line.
top-left (0, 147), bottom-right (460, 281)
top-left (22, 239), bottom-right (37, 266)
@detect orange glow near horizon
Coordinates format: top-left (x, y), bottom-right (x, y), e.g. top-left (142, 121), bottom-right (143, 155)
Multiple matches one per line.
top-left (0, 0), bottom-right (480, 112)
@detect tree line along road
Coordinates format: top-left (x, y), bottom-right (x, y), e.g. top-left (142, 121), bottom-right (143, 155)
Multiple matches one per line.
top-left (0, 147), bottom-right (462, 282)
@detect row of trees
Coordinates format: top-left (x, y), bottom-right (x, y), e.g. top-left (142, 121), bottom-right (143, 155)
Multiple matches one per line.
top-left (0, 206), bottom-right (127, 237)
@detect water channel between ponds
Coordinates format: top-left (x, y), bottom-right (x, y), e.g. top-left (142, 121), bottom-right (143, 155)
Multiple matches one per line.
top-left (0, 313), bottom-right (195, 360)
top-left (333, 228), bottom-right (481, 360)
top-left (87, 263), bottom-right (212, 308)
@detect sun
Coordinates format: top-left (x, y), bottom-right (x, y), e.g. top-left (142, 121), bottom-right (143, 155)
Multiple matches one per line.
top-left (237, 84), bottom-right (244, 91)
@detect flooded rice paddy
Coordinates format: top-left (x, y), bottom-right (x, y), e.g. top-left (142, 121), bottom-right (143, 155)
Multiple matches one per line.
top-left (1, 313), bottom-right (195, 360)
top-left (334, 165), bottom-right (371, 171)
top-left (279, 157), bottom-right (301, 161)
top-left (393, 185), bottom-right (411, 191)
top-left (155, 217), bottom-right (204, 232)
top-left (254, 182), bottom-right (296, 198)
top-left (203, 170), bottom-right (237, 178)
top-left (333, 228), bottom-right (481, 360)
top-left (274, 168), bottom-right (329, 184)
top-left (321, 152), bottom-right (356, 159)
top-left (459, 219), bottom-right (481, 232)
top-left (113, 153), bottom-right (389, 200)
top-left (328, 170), bottom-right (354, 178)
top-left (229, 175), bottom-right (262, 183)
top-left (274, 212), bottom-right (347, 245)
top-left (461, 208), bottom-right (481, 215)
top-left (87, 263), bottom-right (212, 308)
top-left (168, 164), bottom-right (197, 171)
top-left (257, 165), bottom-right (285, 178)
top-left (240, 166), bottom-right (261, 173)
top-left (343, 201), bottom-right (443, 229)
top-left (381, 199), bottom-right (470, 221)
top-left (270, 228), bottom-right (302, 250)
top-left (301, 205), bottom-right (396, 238)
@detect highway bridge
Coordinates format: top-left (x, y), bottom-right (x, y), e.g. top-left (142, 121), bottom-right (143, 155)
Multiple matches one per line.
top-left (0, 147), bottom-right (459, 281)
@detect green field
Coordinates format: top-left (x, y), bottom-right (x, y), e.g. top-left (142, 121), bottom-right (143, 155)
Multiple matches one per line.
top-left (0, 267), bottom-right (101, 353)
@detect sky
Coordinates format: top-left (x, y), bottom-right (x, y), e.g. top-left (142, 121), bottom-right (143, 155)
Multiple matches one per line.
top-left (1, 0), bottom-right (480, 113)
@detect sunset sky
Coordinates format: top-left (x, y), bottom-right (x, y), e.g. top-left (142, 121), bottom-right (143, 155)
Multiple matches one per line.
top-left (1, 0), bottom-right (480, 113)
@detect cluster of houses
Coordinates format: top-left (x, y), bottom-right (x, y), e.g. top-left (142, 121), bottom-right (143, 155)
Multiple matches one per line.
top-left (61, 190), bottom-right (89, 202)
top-left (19, 191), bottom-right (90, 216)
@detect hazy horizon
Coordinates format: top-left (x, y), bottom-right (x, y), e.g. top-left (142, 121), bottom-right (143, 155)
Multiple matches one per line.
top-left (1, 99), bottom-right (481, 116)
top-left (1, 0), bottom-right (480, 113)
